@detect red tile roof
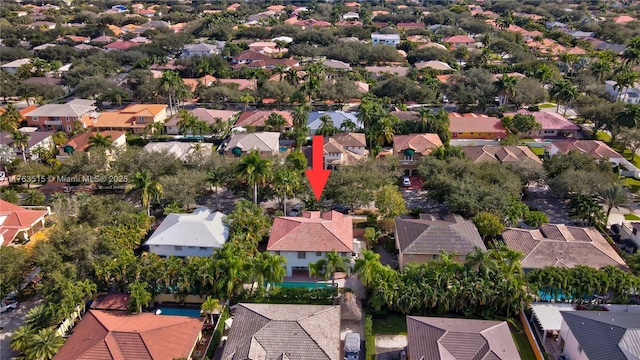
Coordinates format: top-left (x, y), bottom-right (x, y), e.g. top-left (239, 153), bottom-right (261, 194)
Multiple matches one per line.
top-left (63, 131), bottom-right (126, 153)
top-left (234, 110), bottom-right (293, 128)
top-left (0, 199), bottom-right (48, 246)
top-left (551, 140), bottom-right (622, 160)
top-left (90, 293), bottom-right (130, 311)
top-left (443, 35), bottom-right (475, 44)
top-left (53, 310), bottom-right (204, 360)
top-left (103, 40), bottom-right (139, 50)
top-left (393, 134), bottom-right (443, 155)
top-left (267, 211), bottom-right (353, 252)
top-left (503, 110), bottom-right (579, 131)
top-left (448, 114), bottom-right (507, 137)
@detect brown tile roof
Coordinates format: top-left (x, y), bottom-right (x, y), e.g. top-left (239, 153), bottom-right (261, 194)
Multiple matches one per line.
top-left (390, 111), bottom-right (420, 122)
top-left (393, 134), bottom-right (443, 156)
top-left (221, 304), bottom-right (341, 360)
top-left (502, 224), bottom-right (627, 270)
top-left (53, 310), bottom-right (204, 360)
top-left (324, 133), bottom-right (368, 166)
top-left (443, 35), bottom-right (475, 44)
top-left (449, 114), bottom-right (508, 137)
top-left (0, 199), bottom-right (48, 246)
top-left (90, 293), bottom-right (130, 311)
top-left (234, 110), bottom-right (293, 128)
top-left (267, 211), bottom-right (353, 252)
top-left (166, 108), bottom-right (238, 127)
top-left (407, 316), bottom-right (521, 360)
top-left (395, 214), bottom-right (485, 256)
top-left (329, 132), bottom-right (366, 148)
top-left (551, 140), bottom-right (622, 160)
top-left (462, 145), bottom-right (542, 165)
top-left (63, 131), bottom-right (125, 152)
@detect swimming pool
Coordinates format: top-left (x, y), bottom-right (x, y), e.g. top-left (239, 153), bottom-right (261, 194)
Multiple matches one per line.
top-left (156, 307), bottom-right (202, 317)
top-left (272, 281), bottom-right (333, 289)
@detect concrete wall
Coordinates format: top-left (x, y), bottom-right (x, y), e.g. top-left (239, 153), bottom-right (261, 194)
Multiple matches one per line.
top-left (149, 244), bottom-right (216, 258)
top-left (559, 319), bottom-right (589, 360)
top-left (271, 250), bottom-right (350, 276)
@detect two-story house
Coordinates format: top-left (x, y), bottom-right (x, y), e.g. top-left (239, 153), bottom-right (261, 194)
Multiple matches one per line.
top-left (267, 211), bottom-right (353, 277)
top-left (181, 43), bottom-right (220, 58)
top-left (393, 133), bottom-right (443, 176)
top-left (23, 101), bottom-right (99, 133)
top-left (322, 133), bottom-right (368, 169)
top-left (443, 35), bottom-right (476, 50)
top-left (224, 132), bottom-right (280, 157)
top-left (605, 80), bottom-right (640, 104)
top-left (371, 33), bottom-right (401, 46)
top-left (233, 110), bottom-right (293, 131)
top-left (85, 104), bottom-right (168, 134)
top-left (0, 129), bottom-right (55, 161)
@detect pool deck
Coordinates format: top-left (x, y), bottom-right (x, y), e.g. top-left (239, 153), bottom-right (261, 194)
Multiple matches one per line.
top-left (284, 272), bottom-right (347, 282)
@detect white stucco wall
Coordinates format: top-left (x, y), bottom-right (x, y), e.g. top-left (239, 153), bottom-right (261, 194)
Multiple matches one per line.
top-left (559, 319), bottom-right (589, 360)
top-left (271, 251), bottom-right (350, 276)
top-left (150, 244), bottom-right (216, 258)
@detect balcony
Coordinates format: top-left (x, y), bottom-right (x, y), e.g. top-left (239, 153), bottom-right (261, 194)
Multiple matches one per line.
top-left (44, 120), bottom-right (62, 125)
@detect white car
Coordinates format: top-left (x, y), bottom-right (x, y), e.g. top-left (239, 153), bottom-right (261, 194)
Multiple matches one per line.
top-left (1, 300), bottom-right (18, 313)
top-left (402, 177), bottom-right (411, 187)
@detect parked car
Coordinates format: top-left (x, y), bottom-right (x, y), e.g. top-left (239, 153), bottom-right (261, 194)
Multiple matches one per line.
top-left (344, 332), bottom-right (361, 360)
top-left (1, 299), bottom-right (18, 313)
top-left (400, 348), bottom-right (407, 360)
top-left (287, 204), bottom-right (304, 217)
top-left (402, 176), bottom-right (411, 187)
top-left (330, 205), bottom-right (350, 214)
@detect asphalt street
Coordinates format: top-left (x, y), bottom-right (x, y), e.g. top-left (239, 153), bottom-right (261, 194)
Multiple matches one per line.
top-left (0, 298), bottom-right (42, 360)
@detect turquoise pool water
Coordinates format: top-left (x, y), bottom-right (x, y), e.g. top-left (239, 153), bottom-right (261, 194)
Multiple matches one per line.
top-left (273, 281), bottom-right (332, 289)
top-left (157, 307), bottom-right (202, 317)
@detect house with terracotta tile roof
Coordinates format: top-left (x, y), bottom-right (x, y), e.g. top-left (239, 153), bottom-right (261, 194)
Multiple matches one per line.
top-left (221, 303), bottom-right (341, 360)
top-left (406, 316), bottom-right (521, 360)
top-left (59, 131), bottom-right (126, 156)
top-left (165, 108), bottom-right (238, 135)
top-left (226, 3), bottom-right (241, 11)
top-left (85, 104), bottom-right (168, 134)
top-left (448, 113), bottom-right (508, 140)
top-left (613, 15), bottom-right (636, 24)
top-left (233, 110), bottom-right (293, 130)
top-left (52, 310), bottom-right (204, 360)
top-left (0, 199), bottom-right (49, 246)
top-left (267, 211), bottom-right (353, 276)
top-left (462, 145), bottom-right (542, 165)
top-left (103, 40), bottom-right (139, 51)
top-left (395, 213), bottom-right (485, 269)
top-left (442, 35), bottom-right (475, 49)
top-left (393, 134), bottom-right (443, 175)
top-left (503, 110), bottom-right (579, 138)
top-left (502, 224), bottom-right (627, 271)
top-left (321, 133), bottom-right (368, 169)
top-left (546, 139), bottom-right (640, 178)
top-left (89, 293), bottom-right (130, 312)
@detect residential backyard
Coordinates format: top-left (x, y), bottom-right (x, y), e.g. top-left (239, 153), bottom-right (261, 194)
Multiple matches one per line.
top-left (372, 313), bottom-right (407, 335)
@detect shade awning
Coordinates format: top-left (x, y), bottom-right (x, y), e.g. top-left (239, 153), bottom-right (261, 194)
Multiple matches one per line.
top-left (403, 148), bottom-right (415, 156)
top-left (63, 145), bottom-right (74, 154)
top-left (231, 147), bottom-right (242, 156)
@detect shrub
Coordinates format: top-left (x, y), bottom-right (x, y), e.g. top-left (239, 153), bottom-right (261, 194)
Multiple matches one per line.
top-left (365, 315), bottom-right (375, 360)
top-left (527, 105), bottom-right (539, 111)
top-left (208, 305), bottom-right (229, 358)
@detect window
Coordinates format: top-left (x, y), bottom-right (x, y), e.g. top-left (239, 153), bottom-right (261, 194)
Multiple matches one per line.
top-left (199, 247), bottom-right (208, 250)
top-left (297, 251), bottom-right (306, 259)
top-left (66, 117), bottom-right (70, 122)
top-left (66, 125), bottom-right (71, 131)
top-left (138, 117), bottom-right (146, 124)
top-left (32, 117), bottom-right (39, 121)
top-left (432, 254), bottom-right (439, 260)
top-left (174, 246), bottom-right (182, 251)
top-left (316, 251), bottom-right (322, 257)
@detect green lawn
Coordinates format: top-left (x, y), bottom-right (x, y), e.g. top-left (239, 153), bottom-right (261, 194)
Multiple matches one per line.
top-left (537, 103), bottom-right (557, 109)
top-left (372, 313), bottom-right (408, 335)
top-left (625, 214), bottom-right (640, 220)
top-left (596, 131), bottom-right (611, 142)
top-left (528, 147), bottom-right (545, 156)
top-left (511, 332), bottom-right (537, 360)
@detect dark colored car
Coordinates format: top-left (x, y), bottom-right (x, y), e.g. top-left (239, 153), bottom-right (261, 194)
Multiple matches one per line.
top-left (330, 205), bottom-right (350, 214)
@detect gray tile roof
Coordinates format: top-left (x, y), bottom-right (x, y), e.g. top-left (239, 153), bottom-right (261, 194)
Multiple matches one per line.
top-left (407, 316), bottom-right (521, 360)
top-left (561, 311), bottom-right (640, 360)
top-left (395, 214), bottom-right (486, 256)
top-left (221, 304), bottom-right (341, 360)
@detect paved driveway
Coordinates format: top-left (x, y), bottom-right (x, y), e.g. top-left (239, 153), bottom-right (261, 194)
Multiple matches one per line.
top-left (375, 335), bottom-right (407, 360)
top-left (0, 297), bottom-right (42, 360)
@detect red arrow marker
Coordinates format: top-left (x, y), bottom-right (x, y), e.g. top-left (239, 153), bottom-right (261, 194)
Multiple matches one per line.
top-left (306, 135), bottom-right (331, 201)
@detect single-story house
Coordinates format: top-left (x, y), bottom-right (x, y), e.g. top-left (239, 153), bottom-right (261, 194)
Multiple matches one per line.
top-left (224, 132), bottom-right (280, 157)
top-left (267, 211), bottom-right (353, 277)
top-left (442, 35), bottom-right (475, 49)
top-left (462, 145), bottom-right (542, 165)
top-left (501, 224), bottom-right (627, 271)
top-left (307, 111), bottom-right (361, 134)
top-left (406, 316), bottom-right (521, 360)
top-left (1, 58), bottom-right (31, 74)
top-left (395, 214), bottom-right (486, 269)
top-left (144, 207), bottom-right (228, 257)
top-left (233, 110), bottom-right (293, 131)
top-left (165, 108), bottom-right (238, 135)
top-left (0, 199), bottom-right (49, 246)
top-left (52, 310), bottom-right (204, 360)
top-left (181, 43), bottom-right (219, 58)
top-left (414, 60), bottom-right (453, 71)
top-left (371, 33), bottom-right (400, 46)
top-left (449, 113), bottom-right (508, 140)
top-left (221, 303), bottom-right (341, 360)
top-left (503, 110), bottom-right (579, 138)
top-left (393, 133), bottom-right (443, 176)
top-left (143, 142), bottom-right (213, 162)
top-left (59, 131), bottom-right (126, 156)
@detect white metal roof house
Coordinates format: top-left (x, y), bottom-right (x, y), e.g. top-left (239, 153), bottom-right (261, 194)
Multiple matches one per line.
top-left (144, 208), bottom-right (228, 257)
top-left (371, 33), bottom-right (400, 46)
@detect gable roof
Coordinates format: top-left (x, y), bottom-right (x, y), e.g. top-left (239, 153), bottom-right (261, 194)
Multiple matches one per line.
top-left (24, 103), bottom-right (96, 118)
top-left (407, 316), bottom-right (521, 360)
top-left (503, 110), bottom-right (579, 131)
top-left (63, 131), bottom-right (125, 153)
top-left (0, 199), bottom-right (48, 246)
top-left (145, 208), bottom-right (227, 249)
top-left (225, 132), bottom-right (280, 153)
top-left (90, 293), bottom-right (130, 311)
top-left (502, 224), bottom-right (627, 270)
top-left (395, 214), bottom-right (485, 256)
top-left (324, 133), bottom-right (368, 166)
top-left (307, 111), bottom-right (361, 131)
top-left (443, 35), bottom-right (475, 43)
top-left (561, 311), bottom-right (640, 360)
top-left (143, 142), bottom-right (212, 162)
top-left (463, 145), bottom-right (542, 164)
top-left (221, 303), bottom-right (340, 360)
top-left (449, 113), bottom-right (507, 137)
top-left (393, 134), bottom-right (443, 156)
top-left (0, 130), bottom-right (53, 148)
top-left (52, 310), bottom-right (204, 360)
top-left (551, 140), bottom-right (622, 160)
top-left (166, 108), bottom-right (238, 126)
top-left (267, 211), bottom-right (353, 252)
top-left (234, 110), bottom-right (293, 128)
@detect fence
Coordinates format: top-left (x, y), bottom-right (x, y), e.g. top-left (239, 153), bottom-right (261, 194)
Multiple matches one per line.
top-left (154, 294), bottom-right (207, 304)
top-left (519, 311), bottom-right (545, 360)
top-left (55, 303), bottom-right (85, 337)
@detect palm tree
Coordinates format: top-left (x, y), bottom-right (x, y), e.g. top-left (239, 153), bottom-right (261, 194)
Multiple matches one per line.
top-left (264, 113), bottom-right (287, 132)
top-left (285, 68), bottom-right (299, 85)
top-left (127, 169), bottom-right (164, 216)
top-left (340, 118), bottom-right (358, 132)
top-left (88, 133), bottom-right (113, 150)
top-left (1, 189), bottom-right (19, 204)
top-left (240, 92), bottom-right (255, 111)
top-left (261, 252), bottom-right (287, 286)
top-left (599, 183), bottom-right (629, 222)
top-left (591, 59), bottom-right (612, 82)
top-left (273, 168), bottom-right (299, 214)
top-left (25, 304), bottom-right (53, 329)
top-left (145, 121), bottom-right (165, 140)
top-left (22, 189), bottom-right (45, 206)
top-left (622, 36), bottom-right (640, 66)
top-left (10, 324), bottom-right (35, 353)
top-left (177, 109), bottom-right (199, 135)
top-left (129, 281), bottom-right (152, 313)
top-left (292, 104), bottom-right (311, 129)
top-left (316, 114), bottom-right (338, 136)
top-left (1, 104), bottom-right (22, 131)
top-left (158, 70), bottom-right (183, 116)
top-left (549, 80), bottom-right (578, 115)
top-left (200, 296), bottom-right (221, 324)
top-left (354, 250), bottom-right (383, 287)
top-left (11, 130), bottom-right (30, 162)
top-left (323, 249), bottom-right (350, 288)
top-left (532, 63), bottom-right (554, 85)
top-left (272, 64), bottom-right (287, 81)
top-left (494, 74), bottom-right (518, 106)
top-left (27, 328), bottom-right (64, 360)
top-left (375, 116), bottom-right (395, 146)
top-left (236, 150), bottom-right (272, 204)
top-left (207, 168), bottom-right (224, 210)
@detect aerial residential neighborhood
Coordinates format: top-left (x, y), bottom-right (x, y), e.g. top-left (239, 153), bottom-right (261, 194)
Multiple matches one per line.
top-left (3, 0), bottom-right (640, 360)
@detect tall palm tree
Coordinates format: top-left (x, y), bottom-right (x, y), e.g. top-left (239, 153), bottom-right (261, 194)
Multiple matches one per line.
top-left (129, 281), bottom-right (152, 313)
top-left (261, 252), bottom-right (287, 286)
top-left (549, 80), bottom-right (578, 115)
top-left (11, 130), bottom-right (30, 162)
top-left (599, 183), bottom-right (629, 222)
top-left (127, 169), bottom-right (164, 216)
top-left (145, 121), bottom-right (165, 140)
top-left (272, 64), bottom-right (287, 81)
top-left (240, 92), bottom-right (255, 111)
top-left (591, 59), bottom-right (612, 82)
top-left (236, 150), bottom-right (272, 204)
top-left (264, 113), bottom-right (287, 132)
top-left (316, 114), bottom-right (338, 136)
top-left (292, 104), bottom-right (311, 129)
top-left (622, 36), bottom-right (640, 66)
top-left (340, 118), bottom-right (358, 132)
top-left (532, 63), bottom-right (554, 85)
top-left (200, 296), bottom-right (221, 324)
top-left (207, 168), bottom-right (224, 210)
top-left (158, 70), bottom-right (183, 116)
top-left (494, 74), bottom-right (518, 106)
top-left (375, 116), bottom-right (395, 146)
top-left (1, 104), bottom-right (22, 131)
top-left (285, 68), bottom-right (299, 85)
top-left (354, 250), bottom-right (383, 287)
top-left (273, 168), bottom-right (299, 214)
top-left (177, 109), bottom-right (199, 135)
top-left (323, 249), bottom-right (350, 288)
top-left (26, 328), bottom-right (64, 360)
top-left (88, 133), bottom-right (113, 150)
